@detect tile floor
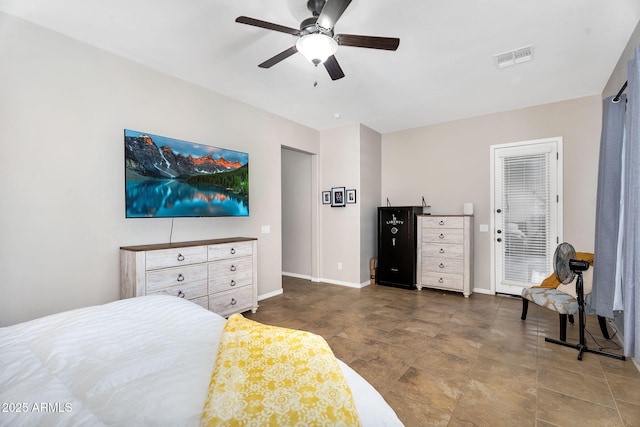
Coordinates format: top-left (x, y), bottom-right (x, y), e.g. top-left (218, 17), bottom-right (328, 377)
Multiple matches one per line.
top-left (245, 276), bottom-right (640, 427)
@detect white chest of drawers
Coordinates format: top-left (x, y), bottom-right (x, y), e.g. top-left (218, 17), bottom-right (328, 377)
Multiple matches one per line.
top-left (416, 215), bottom-right (473, 297)
top-left (120, 237), bottom-right (258, 316)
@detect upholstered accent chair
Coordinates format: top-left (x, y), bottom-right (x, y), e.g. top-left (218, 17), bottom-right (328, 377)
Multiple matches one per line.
top-left (520, 287), bottom-right (609, 341)
top-left (520, 264), bottom-right (610, 341)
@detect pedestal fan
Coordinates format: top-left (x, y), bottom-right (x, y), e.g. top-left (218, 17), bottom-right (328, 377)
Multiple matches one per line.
top-left (546, 242), bottom-right (625, 361)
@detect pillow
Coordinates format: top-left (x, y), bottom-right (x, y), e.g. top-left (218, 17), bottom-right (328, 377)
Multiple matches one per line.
top-left (535, 252), bottom-right (595, 289)
top-left (556, 267), bottom-right (593, 298)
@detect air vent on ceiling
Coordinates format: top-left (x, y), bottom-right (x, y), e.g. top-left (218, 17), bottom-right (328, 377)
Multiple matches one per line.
top-left (493, 45), bottom-right (534, 69)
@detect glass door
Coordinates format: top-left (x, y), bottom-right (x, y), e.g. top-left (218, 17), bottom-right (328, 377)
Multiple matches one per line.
top-left (491, 138), bottom-right (563, 295)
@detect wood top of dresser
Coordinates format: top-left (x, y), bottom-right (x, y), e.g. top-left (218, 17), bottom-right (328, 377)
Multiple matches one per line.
top-left (417, 214), bottom-right (473, 217)
top-left (120, 237), bottom-right (257, 252)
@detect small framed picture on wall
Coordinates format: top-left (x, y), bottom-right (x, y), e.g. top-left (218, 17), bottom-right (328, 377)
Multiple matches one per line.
top-left (322, 191), bottom-right (331, 204)
top-left (331, 187), bottom-right (346, 207)
top-left (346, 189), bottom-right (356, 204)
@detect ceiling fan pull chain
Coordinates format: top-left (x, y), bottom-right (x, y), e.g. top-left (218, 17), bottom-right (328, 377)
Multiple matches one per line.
top-left (313, 64), bottom-right (319, 88)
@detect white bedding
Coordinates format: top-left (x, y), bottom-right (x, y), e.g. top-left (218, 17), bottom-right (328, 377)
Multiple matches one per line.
top-left (0, 295), bottom-right (403, 426)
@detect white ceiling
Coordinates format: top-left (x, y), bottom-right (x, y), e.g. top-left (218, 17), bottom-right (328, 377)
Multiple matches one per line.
top-left (1, 0), bottom-right (639, 133)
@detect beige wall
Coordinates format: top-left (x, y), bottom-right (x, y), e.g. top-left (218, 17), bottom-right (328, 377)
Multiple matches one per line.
top-left (317, 124), bottom-right (383, 286)
top-left (0, 12), bottom-right (319, 325)
top-left (381, 96), bottom-right (602, 292)
top-left (319, 124), bottom-right (362, 285)
top-left (359, 125), bottom-right (382, 283)
top-left (2, 9), bottom-right (633, 324)
top-left (603, 20), bottom-right (640, 98)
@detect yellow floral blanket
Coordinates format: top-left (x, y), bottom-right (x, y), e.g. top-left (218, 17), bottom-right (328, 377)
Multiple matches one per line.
top-left (201, 314), bottom-right (361, 427)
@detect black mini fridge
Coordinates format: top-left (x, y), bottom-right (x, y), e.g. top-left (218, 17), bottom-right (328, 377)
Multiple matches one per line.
top-left (377, 206), bottom-right (422, 289)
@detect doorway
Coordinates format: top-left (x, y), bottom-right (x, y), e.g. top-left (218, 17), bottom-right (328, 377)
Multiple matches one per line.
top-left (281, 147), bottom-right (315, 280)
top-left (490, 137), bottom-right (563, 295)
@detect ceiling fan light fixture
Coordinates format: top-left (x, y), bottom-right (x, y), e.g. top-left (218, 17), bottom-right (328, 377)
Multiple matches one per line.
top-left (296, 33), bottom-right (338, 65)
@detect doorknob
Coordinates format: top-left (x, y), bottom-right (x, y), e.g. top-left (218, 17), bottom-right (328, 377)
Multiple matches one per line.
top-left (497, 238), bottom-right (502, 242)
top-left (496, 209), bottom-right (502, 213)
top-left (497, 229), bottom-right (502, 234)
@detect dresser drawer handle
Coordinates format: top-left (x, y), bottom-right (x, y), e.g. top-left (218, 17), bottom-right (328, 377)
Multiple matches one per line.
top-left (438, 278), bottom-right (444, 283)
top-left (439, 248), bottom-right (445, 253)
top-left (439, 220), bottom-right (445, 226)
top-left (439, 263), bottom-right (445, 269)
top-left (230, 280), bottom-right (236, 287)
top-left (230, 298), bottom-right (237, 306)
top-left (439, 234), bottom-right (445, 239)
top-left (177, 273), bottom-right (185, 282)
top-left (230, 265), bottom-right (237, 272)
top-left (177, 290), bottom-right (185, 298)
top-left (230, 248), bottom-right (236, 255)
top-left (177, 254), bottom-right (185, 262)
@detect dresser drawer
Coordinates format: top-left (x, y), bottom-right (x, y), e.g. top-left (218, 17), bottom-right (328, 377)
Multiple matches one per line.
top-left (146, 246), bottom-right (207, 270)
top-left (146, 279), bottom-right (208, 300)
top-left (421, 216), bottom-right (464, 229)
top-left (191, 296), bottom-right (209, 309)
top-left (209, 267), bottom-right (252, 294)
top-left (146, 264), bottom-right (208, 292)
top-left (421, 271), bottom-right (464, 291)
top-left (422, 257), bottom-right (464, 275)
top-left (208, 257), bottom-right (252, 288)
top-left (422, 243), bottom-right (464, 259)
top-left (421, 228), bottom-right (464, 244)
top-left (209, 286), bottom-right (253, 317)
top-left (208, 242), bottom-right (253, 261)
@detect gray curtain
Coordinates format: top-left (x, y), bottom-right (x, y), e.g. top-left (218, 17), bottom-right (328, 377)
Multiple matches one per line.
top-left (593, 94), bottom-right (626, 319)
top-left (621, 46), bottom-right (640, 358)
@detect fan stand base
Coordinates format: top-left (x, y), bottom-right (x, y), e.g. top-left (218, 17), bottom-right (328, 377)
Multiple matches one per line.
top-left (544, 337), bottom-right (625, 361)
top-left (544, 271), bottom-right (626, 362)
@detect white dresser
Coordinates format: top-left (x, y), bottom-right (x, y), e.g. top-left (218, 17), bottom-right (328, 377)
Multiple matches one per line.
top-left (120, 237), bottom-right (258, 316)
top-left (416, 215), bottom-right (473, 297)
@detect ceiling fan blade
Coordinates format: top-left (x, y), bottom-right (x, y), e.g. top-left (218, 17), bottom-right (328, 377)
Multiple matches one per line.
top-left (258, 46), bottom-right (298, 68)
top-left (235, 16), bottom-right (300, 35)
top-left (336, 34), bottom-right (400, 51)
top-left (324, 55), bottom-right (345, 80)
top-left (316, 0), bottom-right (352, 31)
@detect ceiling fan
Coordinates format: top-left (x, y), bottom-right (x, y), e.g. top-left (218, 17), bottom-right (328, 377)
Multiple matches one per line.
top-left (235, 0), bottom-right (400, 80)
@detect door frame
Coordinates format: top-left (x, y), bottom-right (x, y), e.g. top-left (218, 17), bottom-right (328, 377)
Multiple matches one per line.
top-left (489, 136), bottom-right (564, 295)
top-left (280, 146), bottom-right (319, 282)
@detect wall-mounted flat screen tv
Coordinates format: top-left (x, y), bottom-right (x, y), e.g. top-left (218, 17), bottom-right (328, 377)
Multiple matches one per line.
top-left (125, 129), bottom-right (249, 218)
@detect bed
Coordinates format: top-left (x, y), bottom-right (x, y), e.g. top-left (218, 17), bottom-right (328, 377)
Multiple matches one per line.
top-left (0, 295), bottom-right (403, 426)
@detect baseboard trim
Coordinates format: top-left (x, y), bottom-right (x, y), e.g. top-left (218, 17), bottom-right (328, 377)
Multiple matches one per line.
top-left (605, 319), bottom-right (640, 371)
top-left (282, 272), bottom-right (368, 289)
top-left (258, 288), bottom-right (283, 301)
top-left (282, 271), bottom-right (312, 280)
top-left (317, 278), bottom-right (369, 289)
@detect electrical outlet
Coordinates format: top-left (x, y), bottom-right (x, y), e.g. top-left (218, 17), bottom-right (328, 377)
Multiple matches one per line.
top-left (261, 225), bottom-right (270, 234)
top-left (337, 262), bottom-right (343, 270)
